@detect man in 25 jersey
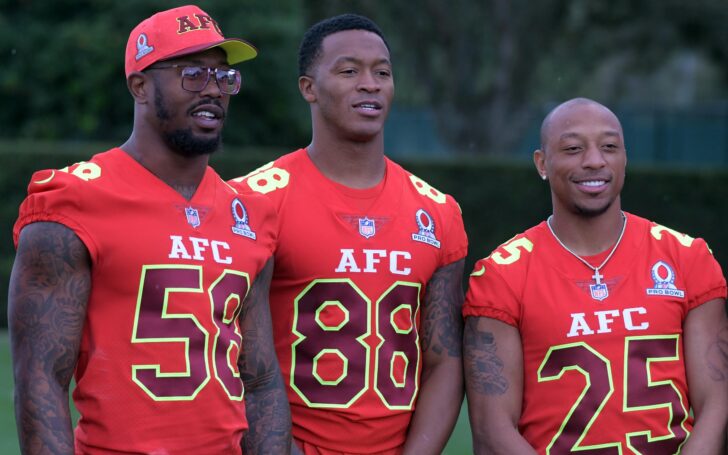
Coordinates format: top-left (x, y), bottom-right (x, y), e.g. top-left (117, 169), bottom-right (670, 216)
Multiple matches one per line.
top-left (8, 6), bottom-right (290, 454)
top-left (463, 98), bottom-right (728, 454)
top-left (230, 14), bottom-right (467, 455)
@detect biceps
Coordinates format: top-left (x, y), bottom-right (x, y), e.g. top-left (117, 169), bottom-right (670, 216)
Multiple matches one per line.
top-left (464, 317), bottom-right (523, 424)
top-left (421, 259), bottom-right (465, 359)
top-left (9, 222), bottom-right (91, 379)
top-left (684, 299), bottom-right (728, 407)
top-left (238, 257), bottom-right (279, 384)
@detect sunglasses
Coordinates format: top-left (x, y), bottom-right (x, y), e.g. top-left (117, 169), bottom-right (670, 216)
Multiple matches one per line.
top-left (147, 64), bottom-right (242, 95)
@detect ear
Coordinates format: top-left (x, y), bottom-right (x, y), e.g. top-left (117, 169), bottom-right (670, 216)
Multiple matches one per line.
top-left (298, 75), bottom-right (316, 103)
top-left (533, 148), bottom-right (547, 180)
top-left (126, 71), bottom-right (152, 104)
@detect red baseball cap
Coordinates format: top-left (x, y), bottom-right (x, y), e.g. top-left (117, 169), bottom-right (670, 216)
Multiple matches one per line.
top-left (125, 5), bottom-right (257, 76)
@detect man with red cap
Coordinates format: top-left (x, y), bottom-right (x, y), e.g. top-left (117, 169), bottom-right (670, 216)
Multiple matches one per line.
top-left (9, 5), bottom-right (291, 454)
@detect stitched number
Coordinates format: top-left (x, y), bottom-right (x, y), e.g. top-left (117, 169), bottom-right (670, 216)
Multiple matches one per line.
top-left (491, 236), bottom-right (534, 265)
top-left (409, 175), bottom-right (447, 204)
top-left (291, 280), bottom-right (421, 409)
top-left (210, 271), bottom-right (249, 400)
top-left (233, 162), bottom-right (290, 194)
top-left (539, 338), bottom-right (688, 454)
top-left (624, 336), bottom-right (688, 454)
top-left (61, 162), bottom-right (102, 181)
top-left (538, 343), bottom-right (619, 454)
top-left (650, 224), bottom-right (694, 248)
top-left (375, 282), bottom-right (421, 409)
top-left (291, 280), bottom-right (370, 407)
top-left (132, 265), bottom-right (249, 401)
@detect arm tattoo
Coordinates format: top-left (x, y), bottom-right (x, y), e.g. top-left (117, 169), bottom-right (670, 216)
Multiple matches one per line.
top-left (9, 222), bottom-right (91, 454)
top-left (421, 259), bottom-right (465, 358)
top-left (239, 258), bottom-right (291, 454)
top-left (464, 318), bottom-right (509, 395)
top-left (707, 325), bottom-right (728, 381)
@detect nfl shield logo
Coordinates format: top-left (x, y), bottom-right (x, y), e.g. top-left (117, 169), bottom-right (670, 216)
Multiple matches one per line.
top-left (185, 207), bottom-right (201, 228)
top-left (589, 283), bottom-right (609, 301)
top-left (358, 217), bottom-right (376, 239)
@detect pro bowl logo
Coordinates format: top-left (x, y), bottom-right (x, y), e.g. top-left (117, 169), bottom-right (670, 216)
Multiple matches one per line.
top-left (646, 260), bottom-right (685, 298)
top-left (231, 198), bottom-right (256, 240)
top-left (135, 33), bottom-right (154, 61)
top-left (412, 208), bottom-right (440, 248)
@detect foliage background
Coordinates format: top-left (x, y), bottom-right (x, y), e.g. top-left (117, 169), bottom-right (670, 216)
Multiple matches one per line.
top-left (1, 1), bottom-right (727, 453)
top-left (2, 0), bottom-right (727, 157)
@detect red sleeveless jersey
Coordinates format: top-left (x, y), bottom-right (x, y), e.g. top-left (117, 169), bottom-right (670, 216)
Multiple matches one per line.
top-left (14, 148), bottom-right (277, 454)
top-left (463, 212), bottom-right (726, 455)
top-left (230, 149), bottom-right (467, 453)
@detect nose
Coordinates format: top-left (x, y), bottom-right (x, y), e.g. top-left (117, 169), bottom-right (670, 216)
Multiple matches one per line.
top-left (582, 143), bottom-right (607, 169)
top-left (199, 68), bottom-right (223, 98)
top-left (357, 70), bottom-right (381, 93)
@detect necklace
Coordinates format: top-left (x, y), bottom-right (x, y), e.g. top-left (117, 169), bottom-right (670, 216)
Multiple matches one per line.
top-left (546, 212), bottom-right (627, 301)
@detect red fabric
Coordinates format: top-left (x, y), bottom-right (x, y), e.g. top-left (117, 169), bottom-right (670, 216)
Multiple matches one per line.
top-left (230, 149), bottom-right (468, 452)
top-left (464, 212), bottom-right (726, 454)
top-left (15, 148), bottom-right (276, 454)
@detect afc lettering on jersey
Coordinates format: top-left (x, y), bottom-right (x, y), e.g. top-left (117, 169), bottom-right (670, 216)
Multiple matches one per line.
top-left (168, 235), bottom-right (232, 264)
top-left (335, 248), bottom-right (412, 275)
top-left (567, 306), bottom-right (650, 337)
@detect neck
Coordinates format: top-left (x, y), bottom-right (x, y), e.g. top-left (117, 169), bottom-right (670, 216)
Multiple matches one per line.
top-left (549, 204), bottom-right (625, 256)
top-left (120, 132), bottom-right (209, 200)
top-left (306, 134), bottom-right (386, 189)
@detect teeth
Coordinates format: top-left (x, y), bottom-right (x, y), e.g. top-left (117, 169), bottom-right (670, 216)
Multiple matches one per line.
top-left (580, 180), bottom-right (605, 187)
top-left (193, 111), bottom-right (216, 119)
top-left (358, 104), bottom-right (378, 110)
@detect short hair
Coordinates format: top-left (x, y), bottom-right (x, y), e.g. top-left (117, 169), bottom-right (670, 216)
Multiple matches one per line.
top-left (298, 13), bottom-right (390, 76)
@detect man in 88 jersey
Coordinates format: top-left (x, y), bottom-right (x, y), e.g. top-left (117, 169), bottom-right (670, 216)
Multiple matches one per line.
top-left (8, 6), bottom-right (291, 454)
top-left (463, 98), bottom-right (728, 454)
top-left (229, 14), bottom-right (468, 455)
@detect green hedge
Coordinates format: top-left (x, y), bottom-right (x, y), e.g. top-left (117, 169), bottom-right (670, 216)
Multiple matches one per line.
top-left (2, 144), bottom-right (727, 328)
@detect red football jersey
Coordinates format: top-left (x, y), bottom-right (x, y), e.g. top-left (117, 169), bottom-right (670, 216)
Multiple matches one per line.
top-left (463, 212), bottom-right (726, 455)
top-left (229, 149), bottom-right (468, 452)
top-left (14, 148), bottom-right (277, 455)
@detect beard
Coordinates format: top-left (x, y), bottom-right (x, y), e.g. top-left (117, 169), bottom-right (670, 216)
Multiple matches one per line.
top-left (155, 86), bottom-right (222, 157)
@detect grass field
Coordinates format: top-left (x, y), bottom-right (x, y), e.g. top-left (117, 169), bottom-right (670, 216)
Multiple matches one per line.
top-left (0, 332), bottom-right (472, 454)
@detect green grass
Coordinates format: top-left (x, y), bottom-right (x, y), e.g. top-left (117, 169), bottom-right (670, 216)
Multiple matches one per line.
top-left (0, 332), bottom-right (472, 454)
top-left (0, 332), bottom-right (19, 454)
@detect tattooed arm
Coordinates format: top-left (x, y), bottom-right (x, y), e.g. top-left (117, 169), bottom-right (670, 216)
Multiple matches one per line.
top-left (402, 259), bottom-right (465, 455)
top-left (240, 257), bottom-right (292, 454)
top-left (8, 222), bottom-right (91, 454)
top-left (463, 317), bottom-right (536, 455)
top-left (681, 298), bottom-right (728, 455)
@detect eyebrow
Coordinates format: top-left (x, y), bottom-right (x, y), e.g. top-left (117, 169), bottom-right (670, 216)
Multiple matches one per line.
top-left (333, 56), bottom-right (391, 66)
top-left (558, 130), bottom-right (621, 141)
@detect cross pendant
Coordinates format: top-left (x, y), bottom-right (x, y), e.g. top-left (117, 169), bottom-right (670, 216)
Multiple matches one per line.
top-left (592, 269), bottom-right (604, 284)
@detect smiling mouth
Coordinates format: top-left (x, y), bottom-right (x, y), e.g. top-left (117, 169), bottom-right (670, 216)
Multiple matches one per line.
top-left (353, 101), bottom-right (382, 111)
top-left (578, 180), bottom-right (607, 187)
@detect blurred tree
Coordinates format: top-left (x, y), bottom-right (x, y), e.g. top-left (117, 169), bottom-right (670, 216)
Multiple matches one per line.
top-left (302, 0), bottom-right (728, 155)
top-left (1, 0), bottom-right (726, 154)
top-left (0, 0), bottom-right (310, 148)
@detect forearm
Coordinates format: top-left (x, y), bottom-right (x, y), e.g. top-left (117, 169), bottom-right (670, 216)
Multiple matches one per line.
top-left (470, 419), bottom-right (536, 455)
top-left (680, 403), bottom-right (728, 455)
top-left (14, 374), bottom-right (74, 454)
top-left (242, 369), bottom-right (291, 454)
top-left (402, 358), bottom-right (463, 454)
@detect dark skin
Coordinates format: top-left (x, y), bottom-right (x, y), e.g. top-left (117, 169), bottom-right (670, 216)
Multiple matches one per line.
top-left (295, 30), bottom-right (464, 453)
top-left (240, 258), bottom-right (292, 454)
top-left (464, 98), bottom-right (728, 454)
top-left (9, 48), bottom-right (291, 453)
